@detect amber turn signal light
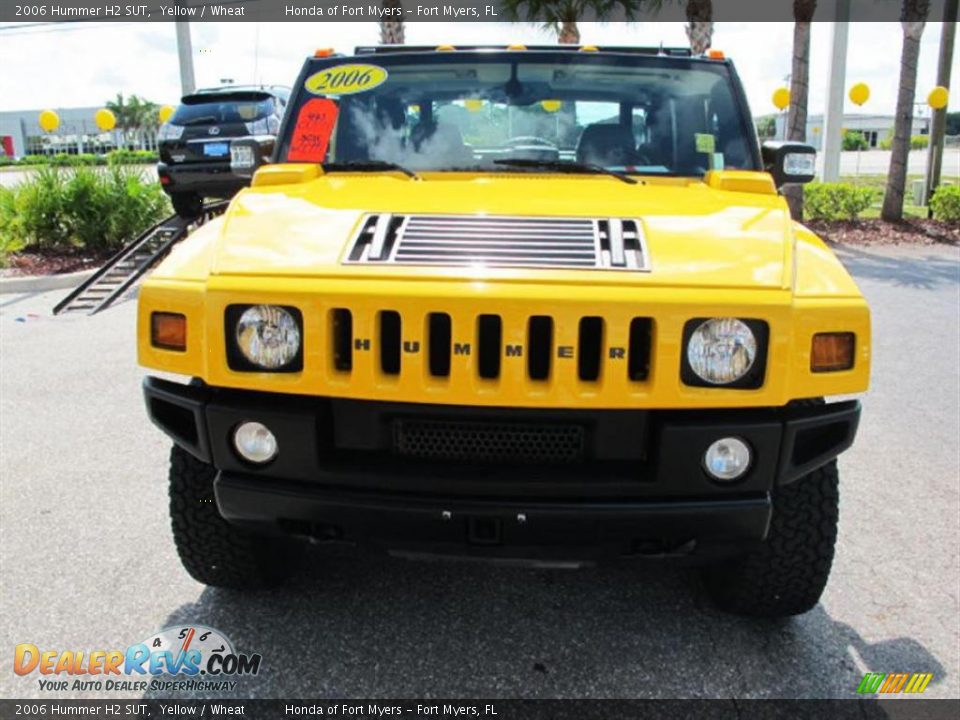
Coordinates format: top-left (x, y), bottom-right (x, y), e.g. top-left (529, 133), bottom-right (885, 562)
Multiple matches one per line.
top-left (811, 332), bottom-right (854, 372)
top-left (151, 312), bottom-right (187, 351)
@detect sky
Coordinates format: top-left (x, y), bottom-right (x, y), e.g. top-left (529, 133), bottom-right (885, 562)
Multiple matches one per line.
top-left (0, 21), bottom-right (956, 118)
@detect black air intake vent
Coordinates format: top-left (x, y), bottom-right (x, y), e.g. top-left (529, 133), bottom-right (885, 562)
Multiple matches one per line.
top-left (345, 214), bottom-right (651, 271)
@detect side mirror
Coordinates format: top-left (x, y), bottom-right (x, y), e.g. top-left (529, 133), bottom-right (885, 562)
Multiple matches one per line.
top-left (761, 141), bottom-right (817, 188)
top-left (230, 138), bottom-right (272, 180)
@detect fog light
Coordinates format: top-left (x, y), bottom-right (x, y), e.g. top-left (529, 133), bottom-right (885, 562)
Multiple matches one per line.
top-left (703, 437), bottom-right (751, 481)
top-left (233, 421), bottom-right (278, 464)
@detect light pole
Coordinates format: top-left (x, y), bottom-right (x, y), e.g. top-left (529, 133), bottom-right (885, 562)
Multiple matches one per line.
top-left (175, 7), bottom-right (196, 96)
top-left (822, 0), bottom-right (851, 182)
top-left (925, 0), bottom-right (957, 214)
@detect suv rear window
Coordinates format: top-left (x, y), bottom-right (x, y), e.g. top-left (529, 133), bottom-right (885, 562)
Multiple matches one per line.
top-left (172, 94), bottom-right (275, 126)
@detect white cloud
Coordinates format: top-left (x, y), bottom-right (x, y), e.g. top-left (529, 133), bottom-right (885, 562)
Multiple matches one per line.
top-left (0, 21), bottom-right (955, 120)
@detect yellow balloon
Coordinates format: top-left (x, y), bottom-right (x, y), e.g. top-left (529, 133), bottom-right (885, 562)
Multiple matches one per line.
top-left (158, 105), bottom-right (175, 124)
top-left (95, 108), bottom-right (116, 132)
top-left (928, 86), bottom-right (949, 110)
top-left (464, 99), bottom-right (484, 112)
top-left (38, 109), bottom-right (60, 133)
top-left (540, 99), bottom-right (562, 113)
top-left (849, 82), bottom-right (870, 107)
top-left (772, 87), bottom-right (790, 111)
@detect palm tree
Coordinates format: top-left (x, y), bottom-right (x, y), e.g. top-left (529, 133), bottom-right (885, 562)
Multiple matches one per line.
top-left (105, 93), bottom-right (159, 150)
top-left (380, 0), bottom-right (404, 44)
top-left (501, 1), bottom-right (643, 44)
top-left (784, 0), bottom-right (817, 219)
top-left (684, 0), bottom-right (713, 54)
top-left (882, 0), bottom-right (931, 221)
top-left (106, 93), bottom-right (136, 149)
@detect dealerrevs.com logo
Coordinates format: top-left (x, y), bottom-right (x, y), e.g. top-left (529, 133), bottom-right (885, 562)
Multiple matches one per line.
top-left (14, 625), bottom-right (262, 692)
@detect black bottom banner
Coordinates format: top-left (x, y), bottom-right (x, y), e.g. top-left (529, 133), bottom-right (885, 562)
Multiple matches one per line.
top-left (2, 700), bottom-right (960, 720)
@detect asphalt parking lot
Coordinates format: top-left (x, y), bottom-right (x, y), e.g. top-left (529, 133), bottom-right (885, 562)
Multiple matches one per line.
top-left (1, 243), bottom-right (957, 700)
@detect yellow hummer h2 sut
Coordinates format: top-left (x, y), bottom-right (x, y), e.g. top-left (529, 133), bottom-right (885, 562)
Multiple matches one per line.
top-left (139, 45), bottom-right (870, 617)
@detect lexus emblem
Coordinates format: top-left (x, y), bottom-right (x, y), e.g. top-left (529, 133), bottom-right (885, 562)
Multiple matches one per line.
top-left (208, 127), bottom-right (221, 136)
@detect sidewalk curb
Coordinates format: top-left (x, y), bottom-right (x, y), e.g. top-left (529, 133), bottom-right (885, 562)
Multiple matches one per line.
top-left (0, 269), bottom-right (96, 295)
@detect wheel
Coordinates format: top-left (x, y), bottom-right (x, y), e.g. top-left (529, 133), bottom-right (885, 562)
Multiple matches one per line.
top-left (168, 444), bottom-right (296, 589)
top-left (702, 460), bottom-right (839, 617)
top-left (171, 192), bottom-right (203, 219)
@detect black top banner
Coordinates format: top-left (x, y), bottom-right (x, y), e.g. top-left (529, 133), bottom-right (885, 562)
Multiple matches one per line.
top-left (0, 0), bottom-right (953, 23)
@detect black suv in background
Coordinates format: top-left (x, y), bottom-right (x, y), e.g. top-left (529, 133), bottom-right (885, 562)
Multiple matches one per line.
top-left (157, 85), bottom-right (290, 218)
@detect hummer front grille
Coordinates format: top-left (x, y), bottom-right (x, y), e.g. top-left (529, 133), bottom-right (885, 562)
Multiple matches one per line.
top-left (330, 308), bottom-right (653, 385)
top-left (345, 214), bottom-right (651, 271)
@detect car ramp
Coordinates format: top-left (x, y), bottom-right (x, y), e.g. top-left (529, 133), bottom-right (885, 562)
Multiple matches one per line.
top-left (53, 201), bottom-right (228, 316)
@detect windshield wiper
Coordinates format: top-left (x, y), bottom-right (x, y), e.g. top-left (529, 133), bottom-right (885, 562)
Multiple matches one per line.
top-left (492, 158), bottom-right (638, 185)
top-left (323, 161), bottom-right (419, 180)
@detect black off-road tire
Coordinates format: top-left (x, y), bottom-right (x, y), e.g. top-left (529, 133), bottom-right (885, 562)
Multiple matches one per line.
top-left (702, 460), bottom-right (839, 617)
top-left (171, 192), bottom-right (203, 220)
top-left (169, 444), bottom-right (296, 589)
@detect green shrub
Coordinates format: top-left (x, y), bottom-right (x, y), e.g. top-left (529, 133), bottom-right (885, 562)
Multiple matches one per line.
top-left (96, 166), bottom-right (170, 250)
top-left (878, 134), bottom-right (929, 151)
top-left (842, 131), bottom-right (868, 151)
top-left (0, 165), bottom-right (170, 259)
top-left (9, 150), bottom-right (157, 167)
top-left (17, 154), bottom-right (49, 166)
top-left (0, 186), bottom-right (25, 265)
top-left (804, 182), bottom-right (877, 221)
top-left (48, 153), bottom-right (102, 167)
top-left (10, 166), bottom-right (73, 249)
top-left (107, 149), bottom-right (159, 165)
top-left (929, 184), bottom-right (960, 223)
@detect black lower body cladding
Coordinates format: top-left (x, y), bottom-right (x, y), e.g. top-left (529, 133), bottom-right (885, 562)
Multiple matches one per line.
top-left (143, 377), bottom-right (860, 562)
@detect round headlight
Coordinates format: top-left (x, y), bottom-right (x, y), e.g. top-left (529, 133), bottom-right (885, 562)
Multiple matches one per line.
top-left (235, 305), bottom-right (301, 369)
top-left (687, 318), bottom-right (757, 385)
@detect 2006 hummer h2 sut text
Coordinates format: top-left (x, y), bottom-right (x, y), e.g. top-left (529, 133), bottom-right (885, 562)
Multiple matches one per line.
top-left (139, 45), bottom-right (870, 617)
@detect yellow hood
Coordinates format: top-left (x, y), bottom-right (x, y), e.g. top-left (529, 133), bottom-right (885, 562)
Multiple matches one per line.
top-left (201, 172), bottom-right (795, 290)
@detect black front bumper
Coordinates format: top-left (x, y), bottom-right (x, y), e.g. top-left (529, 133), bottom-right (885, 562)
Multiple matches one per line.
top-left (143, 377), bottom-right (860, 561)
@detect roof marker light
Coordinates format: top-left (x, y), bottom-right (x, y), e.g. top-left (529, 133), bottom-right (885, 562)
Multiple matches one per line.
top-left (580, 45), bottom-right (599, 52)
top-left (314, 48), bottom-right (335, 58)
top-left (436, 45), bottom-right (456, 52)
top-left (507, 44), bottom-right (527, 51)
top-left (707, 49), bottom-right (725, 59)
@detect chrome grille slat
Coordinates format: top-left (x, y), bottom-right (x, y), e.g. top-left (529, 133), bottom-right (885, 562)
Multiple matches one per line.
top-left (404, 230), bottom-right (596, 239)
top-left (401, 239), bottom-right (596, 246)
top-left (407, 219), bottom-right (594, 228)
top-left (390, 256), bottom-right (597, 264)
top-left (345, 214), bottom-right (651, 271)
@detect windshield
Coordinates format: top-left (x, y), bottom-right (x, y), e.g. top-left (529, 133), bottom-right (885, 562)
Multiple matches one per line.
top-left (280, 53), bottom-right (759, 176)
top-left (173, 94), bottom-right (275, 126)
